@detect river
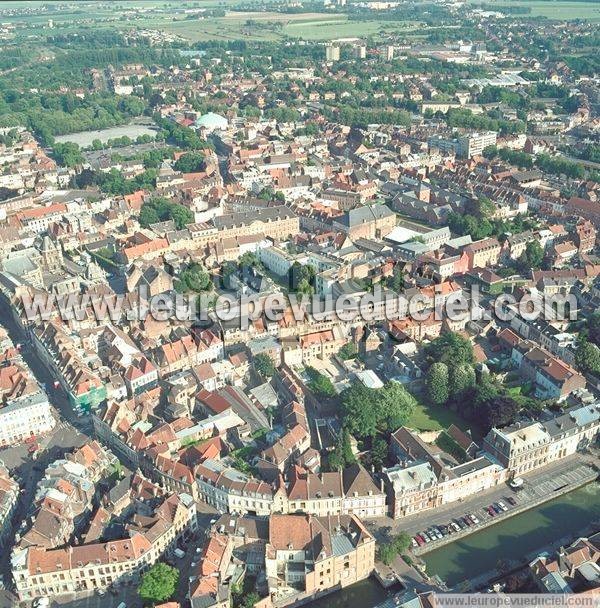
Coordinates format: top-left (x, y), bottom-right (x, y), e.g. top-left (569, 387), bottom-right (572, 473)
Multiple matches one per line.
top-left (423, 482), bottom-right (600, 587)
top-left (303, 578), bottom-right (397, 608)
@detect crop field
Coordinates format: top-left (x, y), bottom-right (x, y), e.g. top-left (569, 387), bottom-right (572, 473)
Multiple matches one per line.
top-left (466, 0), bottom-right (600, 21)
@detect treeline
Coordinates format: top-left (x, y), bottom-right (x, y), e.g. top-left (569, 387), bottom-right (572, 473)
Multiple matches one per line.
top-left (71, 167), bottom-right (158, 195)
top-left (0, 89), bottom-right (147, 142)
top-left (484, 145), bottom-right (599, 182)
top-left (446, 108), bottom-right (526, 135)
top-left (153, 115), bottom-right (213, 151)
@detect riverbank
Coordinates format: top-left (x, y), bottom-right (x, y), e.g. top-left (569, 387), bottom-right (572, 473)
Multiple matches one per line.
top-left (413, 456), bottom-right (598, 556)
top-left (421, 482), bottom-right (600, 589)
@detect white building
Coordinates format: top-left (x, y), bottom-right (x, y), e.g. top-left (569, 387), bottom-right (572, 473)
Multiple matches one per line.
top-left (0, 391), bottom-right (55, 447)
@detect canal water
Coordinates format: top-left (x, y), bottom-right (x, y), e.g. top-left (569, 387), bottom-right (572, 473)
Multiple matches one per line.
top-left (303, 578), bottom-right (397, 608)
top-left (423, 483), bottom-right (600, 587)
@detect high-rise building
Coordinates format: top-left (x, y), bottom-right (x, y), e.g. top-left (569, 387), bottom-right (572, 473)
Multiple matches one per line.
top-left (325, 44), bottom-right (340, 62)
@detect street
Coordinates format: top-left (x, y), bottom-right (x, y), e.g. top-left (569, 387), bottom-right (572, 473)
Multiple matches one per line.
top-left (367, 454), bottom-right (598, 547)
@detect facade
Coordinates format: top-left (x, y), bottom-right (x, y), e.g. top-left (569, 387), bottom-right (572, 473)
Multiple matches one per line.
top-left (483, 404), bottom-right (600, 475)
top-left (463, 237), bottom-right (501, 270)
top-left (12, 492), bottom-right (197, 601)
top-left (265, 513), bottom-right (375, 604)
top-left (383, 427), bottom-right (505, 518)
top-left (0, 391), bottom-right (55, 447)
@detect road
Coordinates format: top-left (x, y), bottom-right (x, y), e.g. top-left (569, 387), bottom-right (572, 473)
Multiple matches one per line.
top-left (367, 454), bottom-right (597, 546)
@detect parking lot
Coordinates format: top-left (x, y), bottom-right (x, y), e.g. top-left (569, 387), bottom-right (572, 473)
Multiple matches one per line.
top-left (369, 454), bottom-right (598, 553)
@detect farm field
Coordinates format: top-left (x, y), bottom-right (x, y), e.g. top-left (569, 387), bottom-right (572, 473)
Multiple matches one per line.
top-left (157, 13), bottom-right (422, 42)
top-left (466, 0), bottom-right (600, 20)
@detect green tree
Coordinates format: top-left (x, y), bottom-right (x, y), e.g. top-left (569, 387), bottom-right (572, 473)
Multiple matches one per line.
top-left (175, 263), bottom-right (211, 293)
top-left (328, 429), bottom-right (356, 471)
top-left (425, 362), bottom-right (450, 406)
top-left (480, 395), bottom-right (520, 431)
top-left (385, 263), bottom-right (406, 292)
top-left (338, 342), bottom-right (358, 360)
top-left (425, 332), bottom-right (475, 367)
top-left (340, 382), bottom-right (415, 438)
top-left (52, 142), bottom-right (83, 167)
top-left (173, 151), bottom-right (206, 173)
top-left (379, 381), bottom-right (417, 432)
top-left (575, 339), bottom-right (600, 375)
top-left (449, 364), bottom-right (476, 401)
top-left (139, 196), bottom-right (193, 229)
top-left (517, 240), bottom-right (544, 273)
top-left (306, 367), bottom-right (336, 397)
top-left (138, 562), bottom-right (178, 605)
top-left (254, 353), bottom-right (276, 378)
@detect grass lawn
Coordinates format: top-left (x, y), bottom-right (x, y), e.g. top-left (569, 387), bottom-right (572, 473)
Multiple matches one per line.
top-left (407, 398), bottom-right (484, 439)
top-left (283, 19), bottom-right (420, 41)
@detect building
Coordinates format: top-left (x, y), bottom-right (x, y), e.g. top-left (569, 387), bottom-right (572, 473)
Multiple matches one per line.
top-left (463, 237), bottom-right (501, 270)
top-left (265, 513), bottom-right (375, 604)
top-left (483, 404), bottom-right (600, 475)
top-left (382, 427), bottom-right (505, 518)
top-left (0, 391), bottom-right (55, 447)
top-left (325, 44), bottom-right (340, 62)
top-left (12, 488), bottom-right (197, 601)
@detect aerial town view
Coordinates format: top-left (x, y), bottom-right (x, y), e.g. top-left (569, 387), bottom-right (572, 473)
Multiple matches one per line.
top-left (0, 0), bottom-right (599, 607)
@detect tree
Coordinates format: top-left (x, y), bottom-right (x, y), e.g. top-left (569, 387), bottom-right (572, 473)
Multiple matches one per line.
top-left (52, 142), bottom-right (83, 167)
top-left (290, 262), bottom-right (316, 292)
top-left (385, 263), bottom-right (406, 293)
top-left (328, 429), bottom-right (356, 471)
top-left (338, 342), bottom-right (358, 360)
top-left (378, 542), bottom-right (397, 566)
top-left (449, 364), bottom-right (476, 401)
top-left (575, 339), bottom-right (600, 375)
top-left (138, 562), bottom-right (178, 605)
top-left (377, 532), bottom-right (412, 566)
top-left (480, 395), bottom-right (520, 431)
top-left (306, 367), bottom-right (336, 398)
top-left (425, 332), bottom-right (475, 367)
top-left (170, 204), bottom-right (194, 230)
top-left (340, 382), bottom-right (415, 439)
top-left (587, 312), bottom-right (600, 347)
top-left (139, 196), bottom-right (193, 230)
top-left (517, 240), bottom-right (544, 273)
top-left (254, 353), bottom-right (276, 378)
top-left (379, 381), bottom-right (417, 432)
top-left (173, 151), bottom-right (206, 173)
top-left (425, 362), bottom-right (449, 406)
top-left (392, 531), bottom-right (412, 555)
top-left (175, 263), bottom-right (211, 293)
top-left (365, 436), bottom-right (388, 471)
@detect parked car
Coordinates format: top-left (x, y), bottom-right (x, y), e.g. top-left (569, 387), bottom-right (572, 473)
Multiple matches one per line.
top-left (415, 534), bottom-right (425, 546)
top-left (469, 513), bottom-right (480, 524)
top-left (507, 496), bottom-right (517, 506)
top-left (412, 538), bottom-right (418, 548)
top-left (432, 527), bottom-right (443, 539)
top-left (461, 517), bottom-right (471, 527)
top-left (497, 501), bottom-right (508, 511)
top-left (487, 506), bottom-right (496, 516)
top-left (451, 521), bottom-right (461, 532)
top-left (421, 532), bottom-right (431, 542)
